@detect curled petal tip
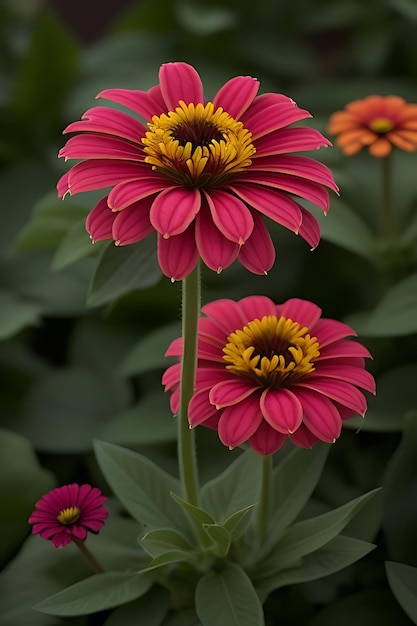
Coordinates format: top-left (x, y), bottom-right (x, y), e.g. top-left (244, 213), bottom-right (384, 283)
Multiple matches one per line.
top-left (163, 233), bottom-right (170, 239)
top-left (216, 266), bottom-right (223, 274)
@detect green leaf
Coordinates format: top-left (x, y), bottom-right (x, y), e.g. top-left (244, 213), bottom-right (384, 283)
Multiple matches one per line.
top-left (53, 218), bottom-right (105, 269)
top-left (222, 505), bottom-right (255, 540)
top-left (175, 2), bottom-right (237, 35)
top-left (94, 441), bottom-right (186, 532)
top-left (256, 535), bottom-right (375, 594)
top-left (140, 528), bottom-right (193, 558)
top-left (254, 488), bottom-right (379, 578)
top-left (201, 448), bottom-right (262, 523)
top-left (196, 563), bottom-right (264, 626)
top-left (34, 572), bottom-right (151, 616)
top-left (170, 491), bottom-right (215, 525)
top-left (0, 430), bottom-right (54, 566)
top-left (162, 608), bottom-right (201, 626)
top-left (142, 550), bottom-right (196, 573)
top-left (105, 586), bottom-right (170, 626)
top-left (344, 364), bottom-right (417, 432)
top-left (386, 561), bottom-right (417, 624)
top-left (347, 272), bottom-right (417, 336)
top-left (203, 524), bottom-right (231, 557)
top-left (0, 290), bottom-right (42, 339)
top-left (120, 322), bottom-right (181, 376)
top-left (87, 237), bottom-right (162, 307)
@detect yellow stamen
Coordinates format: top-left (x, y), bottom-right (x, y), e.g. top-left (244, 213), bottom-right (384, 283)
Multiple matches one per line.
top-left (57, 506), bottom-right (81, 525)
top-left (223, 315), bottom-right (320, 388)
top-left (369, 117), bottom-right (394, 133)
top-left (142, 100), bottom-right (255, 187)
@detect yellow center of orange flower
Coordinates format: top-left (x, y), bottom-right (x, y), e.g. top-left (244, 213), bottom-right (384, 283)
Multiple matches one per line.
top-left (57, 506), bottom-right (81, 525)
top-left (223, 315), bottom-right (320, 388)
top-left (142, 100), bottom-right (255, 188)
top-left (369, 117), bottom-right (394, 133)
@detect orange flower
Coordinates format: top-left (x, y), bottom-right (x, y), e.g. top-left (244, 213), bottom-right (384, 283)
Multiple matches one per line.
top-left (327, 95), bottom-right (417, 157)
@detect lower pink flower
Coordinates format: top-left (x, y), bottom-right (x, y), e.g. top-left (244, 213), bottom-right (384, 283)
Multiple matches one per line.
top-left (163, 296), bottom-right (375, 455)
top-left (28, 484), bottom-right (108, 548)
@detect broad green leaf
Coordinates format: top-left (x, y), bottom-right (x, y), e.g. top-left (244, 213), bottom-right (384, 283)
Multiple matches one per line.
top-left (94, 441), bottom-right (186, 532)
top-left (87, 236), bottom-right (162, 307)
top-left (203, 524), bottom-right (231, 557)
top-left (201, 448), bottom-right (262, 523)
top-left (53, 218), bottom-right (105, 269)
top-left (140, 528), bottom-right (193, 558)
top-left (222, 505), bottom-right (255, 539)
top-left (344, 364), bottom-right (417, 432)
top-left (383, 412), bottom-right (417, 562)
top-left (170, 491), bottom-right (215, 525)
top-left (162, 608), bottom-right (201, 626)
top-left (347, 272), bottom-right (417, 336)
top-left (141, 550), bottom-right (196, 573)
top-left (0, 290), bottom-right (42, 339)
top-left (266, 444), bottom-right (330, 548)
top-left (34, 572), bottom-right (151, 616)
top-left (86, 516), bottom-right (149, 572)
top-left (386, 561), bottom-right (417, 624)
top-left (256, 535), bottom-right (375, 594)
top-left (196, 563), bottom-right (264, 626)
top-left (105, 586), bottom-right (170, 626)
top-left (120, 322), bottom-right (181, 376)
top-left (254, 488), bottom-right (379, 578)
top-left (0, 430), bottom-right (54, 566)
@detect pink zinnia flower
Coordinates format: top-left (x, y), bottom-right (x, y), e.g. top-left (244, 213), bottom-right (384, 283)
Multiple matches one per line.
top-left (163, 296), bottom-right (375, 455)
top-left (28, 484), bottom-right (108, 548)
top-left (57, 62), bottom-right (337, 280)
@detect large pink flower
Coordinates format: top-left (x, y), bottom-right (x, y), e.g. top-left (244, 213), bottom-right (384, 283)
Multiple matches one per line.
top-left (57, 62), bottom-right (337, 280)
top-left (162, 296), bottom-right (375, 455)
top-left (28, 484), bottom-right (108, 548)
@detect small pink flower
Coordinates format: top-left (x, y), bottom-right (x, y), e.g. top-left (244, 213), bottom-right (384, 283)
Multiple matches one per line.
top-left (28, 484), bottom-right (108, 548)
top-left (163, 296), bottom-right (375, 455)
top-left (58, 62), bottom-right (337, 280)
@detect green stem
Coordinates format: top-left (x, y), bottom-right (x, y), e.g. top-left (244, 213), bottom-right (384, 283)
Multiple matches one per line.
top-left (72, 537), bottom-right (104, 574)
top-left (178, 263), bottom-right (201, 507)
top-left (381, 154), bottom-right (395, 239)
top-left (256, 455), bottom-right (272, 544)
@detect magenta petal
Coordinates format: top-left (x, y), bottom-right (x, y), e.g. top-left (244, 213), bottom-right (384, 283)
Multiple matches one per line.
top-left (213, 76), bottom-right (259, 119)
top-left (298, 206), bottom-right (321, 249)
top-left (59, 135), bottom-right (142, 161)
top-left (195, 366), bottom-right (231, 389)
top-left (165, 337), bottom-right (183, 357)
top-left (157, 227), bottom-right (199, 280)
top-left (150, 187), bottom-right (201, 237)
top-left (201, 299), bottom-right (246, 333)
top-left (230, 183), bottom-right (302, 232)
top-left (159, 62), bottom-right (204, 110)
top-left (318, 341), bottom-right (372, 361)
top-left (189, 389), bottom-right (218, 426)
top-left (254, 127), bottom-right (332, 157)
top-left (63, 106), bottom-right (147, 142)
top-left (108, 177), bottom-right (170, 210)
top-left (218, 394), bottom-right (263, 448)
top-left (314, 364), bottom-right (376, 394)
top-left (170, 386), bottom-right (180, 414)
top-left (238, 212), bottom-right (276, 275)
top-left (243, 172), bottom-right (330, 212)
top-left (250, 155), bottom-right (338, 192)
top-left (295, 388), bottom-right (342, 442)
top-left (249, 420), bottom-right (287, 455)
top-left (242, 94), bottom-right (311, 137)
top-left (313, 319), bottom-right (357, 347)
top-left (260, 388), bottom-right (303, 434)
top-left (278, 298), bottom-right (322, 330)
top-left (162, 362), bottom-right (181, 391)
top-left (52, 533), bottom-right (73, 548)
top-left (63, 160), bottom-right (148, 196)
top-left (195, 203), bottom-right (239, 272)
top-left (112, 197), bottom-right (154, 245)
top-left (86, 197), bottom-right (115, 242)
top-left (238, 295), bottom-right (277, 321)
top-left (295, 378), bottom-right (367, 416)
top-left (289, 424), bottom-right (319, 448)
top-left (204, 189), bottom-right (254, 243)
top-left (209, 379), bottom-right (257, 408)
top-left (97, 88), bottom-right (167, 120)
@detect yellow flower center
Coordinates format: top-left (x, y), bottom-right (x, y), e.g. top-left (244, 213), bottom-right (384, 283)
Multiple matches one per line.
top-left (142, 100), bottom-right (255, 188)
top-left (57, 506), bottom-right (81, 525)
top-left (369, 117), bottom-right (394, 133)
top-left (223, 315), bottom-right (320, 388)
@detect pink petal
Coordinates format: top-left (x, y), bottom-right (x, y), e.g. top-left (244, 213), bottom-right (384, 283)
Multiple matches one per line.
top-left (63, 106), bottom-right (147, 142)
top-left (112, 197), bottom-right (154, 245)
top-left (242, 172), bottom-right (330, 212)
top-left (298, 206), bottom-right (321, 249)
top-left (213, 76), bottom-right (260, 119)
top-left (314, 364), bottom-right (376, 394)
top-left (108, 177), bottom-right (171, 211)
top-left (195, 203), bottom-right (239, 273)
top-left (159, 62), bottom-right (204, 111)
top-left (254, 127), bottom-right (332, 157)
top-left (318, 341), bottom-right (372, 361)
top-left (97, 87), bottom-right (167, 120)
top-left (60, 160), bottom-right (148, 196)
top-left (242, 95), bottom-right (311, 139)
top-left (86, 197), bottom-right (115, 242)
top-left (201, 299), bottom-right (246, 333)
top-left (278, 298), bottom-right (322, 329)
top-left (313, 319), bottom-right (357, 347)
top-left (218, 394), bottom-right (263, 448)
top-left (209, 378), bottom-right (257, 408)
top-left (260, 388), bottom-right (303, 434)
top-left (188, 389), bottom-right (218, 426)
top-left (195, 366), bottom-right (231, 389)
top-left (170, 386), bottom-right (180, 414)
top-left (59, 135), bottom-right (143, 161)
top-left (238, 212), bottom-right (276, 274)
top-left (295, 387), bottom-right (342, 442)
top-left (162, 362), bottom-right (181, 391)
top-left (150, 187), bottom-right (201, 237)
top-left (289, 424), bottom-right (319, 448)
top-left (157, 227), bottom-right (199, 281)
top-left (198, 316), bottom-right (231, 345)
top-left (71, 525), bottom-right (88, 540)
top-left (230, 183), bottom-right (302, 232)
top-left (237, 295), bottom-right (277, 321)
top-left (204, 189), bottom-right (254, 243)
top-left (295, 378), bottom-right (367, 416)
top-left (52, 532), bottom-right (72, 548)
top-left (249, 419), bottom-right (287, 455)
top-left (164, 337), bottom-right (183, 357)
top-left (250, 155), bottom-right (339, 193)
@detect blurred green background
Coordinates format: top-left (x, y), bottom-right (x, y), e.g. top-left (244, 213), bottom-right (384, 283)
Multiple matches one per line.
top-left (1, 0), bottom-right (417, 624)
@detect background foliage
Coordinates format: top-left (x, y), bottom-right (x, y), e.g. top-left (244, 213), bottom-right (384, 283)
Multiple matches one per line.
top-left (1, 0), bottom-right (417, 624)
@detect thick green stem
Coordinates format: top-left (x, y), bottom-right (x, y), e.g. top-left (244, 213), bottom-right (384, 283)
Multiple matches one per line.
top-left (178, 263), bottom-right (201, 506)
top-left (381, 154), bottom-right (395, 239)
top-left (72, 537), bottom-right (104, 574)
top-left (256, 455), bottom-right (272, 544)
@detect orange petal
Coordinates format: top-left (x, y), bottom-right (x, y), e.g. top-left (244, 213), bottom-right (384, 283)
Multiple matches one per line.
top-left (368, 137), bottom-right (392, 157)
